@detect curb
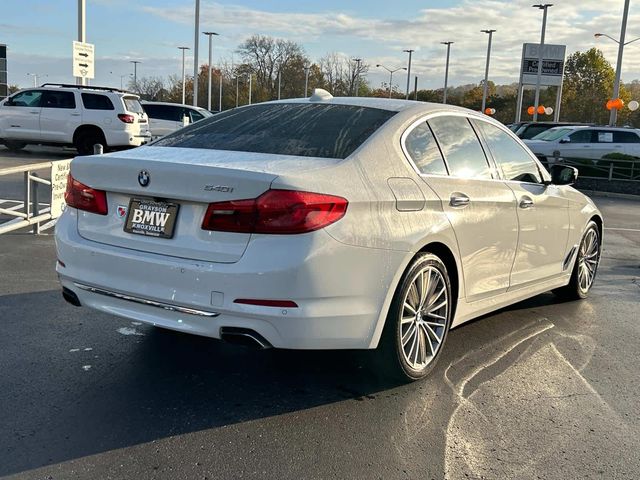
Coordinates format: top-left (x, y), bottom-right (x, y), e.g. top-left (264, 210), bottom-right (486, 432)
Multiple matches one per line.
top-left (578, 189), bottom-right (640, 201)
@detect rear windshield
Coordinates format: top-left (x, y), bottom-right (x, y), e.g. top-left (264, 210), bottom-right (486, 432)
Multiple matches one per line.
top-left (123, 96), bottom-right (144, 113)
top-left (153, 103), bottom-right (396, 159)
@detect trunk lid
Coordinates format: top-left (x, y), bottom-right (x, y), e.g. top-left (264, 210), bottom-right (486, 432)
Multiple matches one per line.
top-left (72, 146), bottom-right (338, 263)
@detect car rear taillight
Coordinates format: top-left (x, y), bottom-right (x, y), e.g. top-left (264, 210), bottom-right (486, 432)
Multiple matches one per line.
top-left (202, 189), bottom-right (348, 234)
top-left (64, 174), bottom-right (108, 215)
top-left (117, 113), bottom-right (135, 123)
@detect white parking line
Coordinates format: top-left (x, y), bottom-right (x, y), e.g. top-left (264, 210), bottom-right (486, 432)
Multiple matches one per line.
top-left (604, 227), bottom-right (640, 232)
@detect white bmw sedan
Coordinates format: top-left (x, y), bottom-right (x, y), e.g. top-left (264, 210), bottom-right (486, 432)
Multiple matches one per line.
top-left (55, 90), bottom-right (603, 381)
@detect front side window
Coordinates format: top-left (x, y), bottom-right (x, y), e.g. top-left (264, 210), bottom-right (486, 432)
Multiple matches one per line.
top-left (154, 103), bottom-right (396, 160)
top-left (404, 121), bottom-right (448, 175)
top-left (9, 90), bottom-right (43, 107)
top-left (82, 93), bottom-right (114, 110)
top-left (475, 121), bottom-right (541, 183)
top-left (428, 115), bottom-right (492, 179)
top-left (42, 91), bottom-right (76, 109)
top-left (568, 130), bottom-right (592, 143)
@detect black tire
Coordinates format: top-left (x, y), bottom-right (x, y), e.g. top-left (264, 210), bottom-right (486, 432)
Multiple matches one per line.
top-left (554, 221), bottom-right (600, 300)
top-left (75, 129), bottom-right (106, 156)
top-left (4, 140), bottom-right (26, 152)
top-left (375, 253), bottom-right (453, 382)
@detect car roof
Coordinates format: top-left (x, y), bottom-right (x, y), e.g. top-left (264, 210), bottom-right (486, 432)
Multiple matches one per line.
top-left (142, 101), bottom-right (207, 110)
top-left (261, 95), bottom-right (480, 118)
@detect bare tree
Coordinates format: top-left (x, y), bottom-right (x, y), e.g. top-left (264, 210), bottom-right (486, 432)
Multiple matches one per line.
top-left (237, 35), bottom-right (309, 102)
top-left (318, 53), bottom-right (369, 96)
top-left (127, 76), bottom-right (166, 101)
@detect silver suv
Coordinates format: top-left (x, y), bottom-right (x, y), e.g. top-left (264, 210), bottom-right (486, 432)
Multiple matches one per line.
top-left (0, 83), bottom-right (151, 155)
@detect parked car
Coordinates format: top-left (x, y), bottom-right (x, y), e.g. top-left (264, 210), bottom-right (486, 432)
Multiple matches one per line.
top-left (55, 90), bottom-right (602, 382)
top-left (0, 84), bottom-right (151, 155)
top-left (513, 121), bottom-right (592, 140)
top-left (142, 101), bottom-right (212, 139)
top-left (523, 125), bottom-right (640, 163)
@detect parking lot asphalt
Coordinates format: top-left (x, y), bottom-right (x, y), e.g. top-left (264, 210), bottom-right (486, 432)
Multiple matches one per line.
top-left (0, 193), bottom-right (638, 480)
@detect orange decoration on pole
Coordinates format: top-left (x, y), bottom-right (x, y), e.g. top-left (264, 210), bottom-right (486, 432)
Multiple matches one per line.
top-left (527, 106), bottom-right (535, 115)
top-left (607, 98), bottom-right (624, 110)
top-left (537, 105), bottom-right (546, 115)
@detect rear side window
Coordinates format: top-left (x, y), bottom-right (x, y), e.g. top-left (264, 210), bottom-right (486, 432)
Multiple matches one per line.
top-left (404, 121), bottom-right (448, 175)
top-left (613, 131), bottom-right (640, 143)
top-left (123, 97), bottom-right (144, 113)
top-left (475, 121), bottom-right (541, 183)
top-left (190, 110), bottom-right (205, 122)
top-left (428, 116), bottom-right (492, 179)
top-left (154, 103), bottom-right (396, 159)
top-left (144, 104), bottom-right (179, 121)
top-left (42, 91), bottom-right (76, 109)
top-left (82, 93), bottom-right (114, 110)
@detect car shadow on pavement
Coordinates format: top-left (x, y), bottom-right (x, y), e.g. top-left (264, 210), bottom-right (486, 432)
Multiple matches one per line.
top-left (0, 287), bottom-right (614, 478)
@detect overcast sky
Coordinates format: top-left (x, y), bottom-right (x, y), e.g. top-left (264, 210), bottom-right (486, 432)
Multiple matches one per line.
top-left (2, 0), bottom-right (640, 92)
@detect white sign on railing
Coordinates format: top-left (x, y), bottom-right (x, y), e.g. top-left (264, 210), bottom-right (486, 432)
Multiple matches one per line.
top-left (50, 159), bottom-right (72, 218)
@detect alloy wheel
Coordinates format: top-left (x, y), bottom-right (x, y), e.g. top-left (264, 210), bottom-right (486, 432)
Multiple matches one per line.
top-left (578, 228), bottom-right (599, 293)
top-left (400, 266), bottom-right (449, 370)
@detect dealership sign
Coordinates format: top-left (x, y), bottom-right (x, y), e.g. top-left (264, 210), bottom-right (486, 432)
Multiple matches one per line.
top-left (520, 43), bottom-right (566, 87)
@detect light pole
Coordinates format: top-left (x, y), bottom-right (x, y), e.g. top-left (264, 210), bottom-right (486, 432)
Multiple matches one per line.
top-left (193, 0), bottom-right (200, 107)
top-left (596, 0), bottom-right (636, 125)
top-left (481, 30), bottom-right (496, 114)
top-left (352, 58), bottom-right (362, 96)
top-left (218, 71), bottom-right (223, 112)
top-left (235, 76), bottom-right (239, 107)
top-left (376, 64), bottom-right (407, 99)
top-left (532, 4), bottom-right (553, 122)
top-left (304, 64), bottom-right (310, 97)
top-left (277, 69), bottom-right (282, 100)
top-left (178, 47), bottom-right (190, 104)
top-left (27, 73), bottom-right (47, 87)
top-left (129, 61), bottom-right (141, 92)
top-left (441, 41), bottom-right (453, 104)
top-left (77, 0), bottom-right (86, 86)
top-left (403, 49), bottom-right (414, 100)
top-left (248, 74), bottom-right (252, 105)
top-left (203, 32), bottom-right (219, 111)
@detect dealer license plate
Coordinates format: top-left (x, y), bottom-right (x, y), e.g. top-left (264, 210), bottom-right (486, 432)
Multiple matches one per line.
top-left (124, 198), bottom-right (179, 239)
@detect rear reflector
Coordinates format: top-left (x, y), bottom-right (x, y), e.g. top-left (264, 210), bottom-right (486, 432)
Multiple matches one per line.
top-left (202, 189), bottom-right (348, 234)
top-left (234, 299), bottom-right (298, 308)
top-left (64, 174), bottom-right (108, 215)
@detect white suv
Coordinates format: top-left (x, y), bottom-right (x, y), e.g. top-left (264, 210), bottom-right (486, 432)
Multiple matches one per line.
top-left (0, 84), bottom-right (151, 155)
top-left (523, 125), bottom-right (640, 163)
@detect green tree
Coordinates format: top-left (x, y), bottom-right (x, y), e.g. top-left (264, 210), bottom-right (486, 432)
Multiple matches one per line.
top-left (561, 48), bottom-right (629, 124)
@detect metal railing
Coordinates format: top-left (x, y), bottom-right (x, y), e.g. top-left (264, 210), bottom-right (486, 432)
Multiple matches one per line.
top-left (549, 154), bottom-right (640, 182)
top-left (0, 161), bottom-right (55, 235)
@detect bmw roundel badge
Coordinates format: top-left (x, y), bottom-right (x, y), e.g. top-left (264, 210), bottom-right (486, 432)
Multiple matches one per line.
top-left (138, 170), bottom-right (150, 187)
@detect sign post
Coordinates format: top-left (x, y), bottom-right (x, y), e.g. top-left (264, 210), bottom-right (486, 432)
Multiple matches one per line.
top-left (516, 43), bottom-right (566, 122)
top-left (0, 44), bottom-right (7, 101)
top-left (72, 41), bottom-right (95, 83)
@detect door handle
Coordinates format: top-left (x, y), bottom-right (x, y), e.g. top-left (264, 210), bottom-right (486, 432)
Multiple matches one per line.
top-left (519, 197), bottom-right (534, 209)
top-left (450, 193), bottom-right (470, 207)
top-left (29, 111), bottom-right (39, 114)
top-left (70, 113), bottom-right (81, 117)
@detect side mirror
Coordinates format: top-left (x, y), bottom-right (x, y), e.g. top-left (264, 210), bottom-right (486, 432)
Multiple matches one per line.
top-left (558, 137), bottom-right (571, 144)
top-left (3, 99), bottom-right (14, 107)
top-left (549, 165), bottom-right (578, 185)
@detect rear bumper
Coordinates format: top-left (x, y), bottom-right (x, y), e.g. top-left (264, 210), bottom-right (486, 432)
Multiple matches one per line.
top-left (105, 128), bottom-right (151, 147)
top-left (55, 209), bottom-right (405, 349)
